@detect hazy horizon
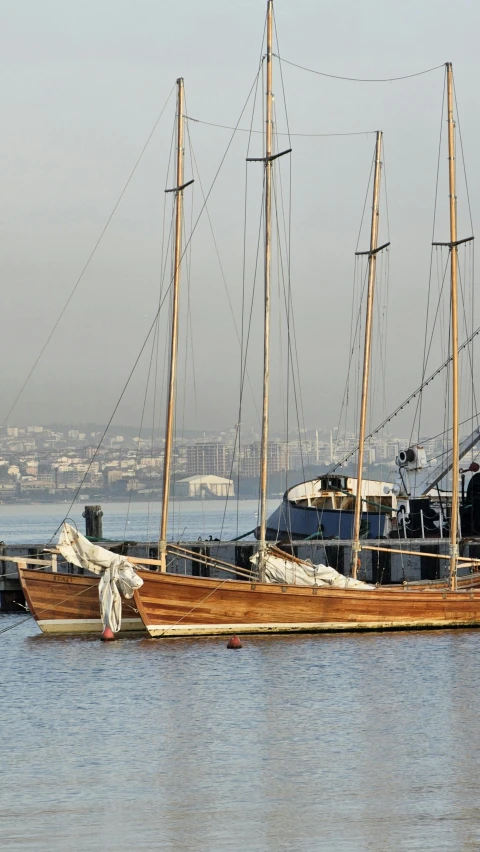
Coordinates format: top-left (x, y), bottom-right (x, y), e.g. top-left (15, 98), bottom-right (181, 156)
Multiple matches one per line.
top-left (1, 0), bottom-right (479, 447)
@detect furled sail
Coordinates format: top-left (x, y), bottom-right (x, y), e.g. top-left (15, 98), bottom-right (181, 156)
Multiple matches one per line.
top-left (57, 523), bottom-right (144, 632)
top-left (251, 548), bottom-right (374, 589)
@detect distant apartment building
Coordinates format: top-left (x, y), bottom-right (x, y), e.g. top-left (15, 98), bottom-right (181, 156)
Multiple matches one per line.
top-left (186, 443), bottom-right (229, 477)
top-left (56, 469), bottom-right (84, 486)
top-left (239, 441), bottom-right (288, 477)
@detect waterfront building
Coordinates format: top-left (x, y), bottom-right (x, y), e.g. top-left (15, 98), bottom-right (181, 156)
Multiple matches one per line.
top-left (175, 474), bottom-right (234, 498)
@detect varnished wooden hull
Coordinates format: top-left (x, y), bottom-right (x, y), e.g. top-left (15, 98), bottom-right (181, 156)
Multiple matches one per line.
top-left (18, 567), bottom-right (144, 634)
top-left (134, 570), bottom-right (480, 637)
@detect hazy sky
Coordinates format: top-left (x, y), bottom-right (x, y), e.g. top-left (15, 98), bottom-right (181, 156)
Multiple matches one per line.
top-left (1, 0), bottom-right (479, 442)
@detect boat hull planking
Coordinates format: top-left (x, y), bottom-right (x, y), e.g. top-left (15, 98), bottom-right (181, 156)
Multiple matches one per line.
top-left (18, 567), bottom-right (144, 634)
top-left (134, 570), bottom-right (480, 638)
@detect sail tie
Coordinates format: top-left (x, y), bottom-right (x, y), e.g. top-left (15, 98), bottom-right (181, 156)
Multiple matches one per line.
top-left (56, 523), bottom-right (143, 633)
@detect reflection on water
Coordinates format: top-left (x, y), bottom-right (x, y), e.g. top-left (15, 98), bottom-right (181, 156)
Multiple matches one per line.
top-left (2, 618), bottom-right (480, 851)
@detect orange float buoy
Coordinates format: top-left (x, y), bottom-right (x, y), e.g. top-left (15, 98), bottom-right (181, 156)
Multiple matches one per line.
top-left (227, 635), bottom-right (242, 649)
top-left (101, 626), bottom-right (115, 641)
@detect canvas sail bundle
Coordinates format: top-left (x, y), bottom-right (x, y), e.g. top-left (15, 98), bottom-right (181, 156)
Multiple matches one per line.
top-left (57, 523), bottom-right (144, 632)
top-left (251, 548), bottom-right (375, 589)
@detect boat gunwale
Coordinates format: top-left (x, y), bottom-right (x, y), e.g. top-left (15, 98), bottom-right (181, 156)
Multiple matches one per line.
top-left (133, 568), bottom-right (480, 601)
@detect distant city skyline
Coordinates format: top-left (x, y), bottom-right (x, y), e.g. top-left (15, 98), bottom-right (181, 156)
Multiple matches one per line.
top-left (0, 420), bottom-right (473, 506)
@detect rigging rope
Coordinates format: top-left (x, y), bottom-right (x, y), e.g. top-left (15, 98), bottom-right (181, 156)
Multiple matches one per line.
top-left (186, 116), bottom-right (375, 138)
top-left (414, 68), bottom-right (446, 443)
top-left (124, 135), bottom-right (178, 542)
top-left (329, 322), bottom-right (480, 473)
top-left (48, 67), bottom-right (266, 542)
top-left (1, 82), bottom-right (177, 428)
top-left (274, 54), bottom-right (445, 83)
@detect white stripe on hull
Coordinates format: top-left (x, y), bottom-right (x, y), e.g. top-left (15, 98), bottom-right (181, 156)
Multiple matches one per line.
top-left (146, 618), bottom-right (480, 637)
top-left (37, 617), bottom-right (144, 635)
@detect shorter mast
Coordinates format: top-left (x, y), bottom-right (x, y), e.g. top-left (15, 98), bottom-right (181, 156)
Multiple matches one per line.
top-left (351, 131), bottom-right (388, 579)
top-left (159, 78), bottom-right (189, 572)
top-left (446, 62), bottom-right (459, 589)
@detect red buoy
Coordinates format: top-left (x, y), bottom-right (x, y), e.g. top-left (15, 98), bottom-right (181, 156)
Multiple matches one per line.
top-left (101, 626), bottom-right (115, 641)
top-left (227, 635), bottom-right (242, 649)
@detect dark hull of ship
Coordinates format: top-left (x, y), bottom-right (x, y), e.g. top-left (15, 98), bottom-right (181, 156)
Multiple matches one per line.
top-left (264, 498), bottom-right (390, 541)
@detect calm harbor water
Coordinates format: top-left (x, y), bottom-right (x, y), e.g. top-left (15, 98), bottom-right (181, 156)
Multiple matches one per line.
top-left (0, 499), bottom-right (273, 545)
top-left (2, 504), bottom-right (480, 850)
top-left (2, 623), bottom-right (480, 851)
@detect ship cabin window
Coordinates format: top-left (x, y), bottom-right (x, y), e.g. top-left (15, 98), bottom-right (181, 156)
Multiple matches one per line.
top-left (376, 495), bottom-right (393, 509)
top-left (313, 496), bottom-right (335, 510)
top-left (362, 494), bottom-right (393, 512)
top-left (338, 495), bottom-right (355, 511)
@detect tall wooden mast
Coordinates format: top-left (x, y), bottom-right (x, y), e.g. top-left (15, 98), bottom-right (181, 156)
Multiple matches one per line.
top-left (446, 62), bottom-right (459, 589)
top-left (159, 78), bottom-right (185, 572)
top-left (351, 131), bottom-right (384, 579)
top-left (257, 0), bottom-right (274, 579)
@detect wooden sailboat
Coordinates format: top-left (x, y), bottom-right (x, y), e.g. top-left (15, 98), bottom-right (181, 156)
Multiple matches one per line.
top-left (132, 47), bottom-right (480, 637)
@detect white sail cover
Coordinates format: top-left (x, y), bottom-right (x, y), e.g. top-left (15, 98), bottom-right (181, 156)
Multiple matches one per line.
top-left (57, 523), bottom-right (144, 632)
top-left (251, 549), bottom-right (374, 589)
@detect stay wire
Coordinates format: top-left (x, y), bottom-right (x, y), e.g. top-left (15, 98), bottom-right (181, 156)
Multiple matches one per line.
top-left (335, 145), bottom-right (375, 459)
top-left (186, 97), bottom-right (263, 540)
top-left (335, 259), bottom-right (370, 454)
top-left (215, 176), bottom-right (266, 552)
top-left (272, 41), bottom-right (309, 491)
top-left (48, 303), bottom-right (166, 543)
top-left (355, 150), bottom-right (375, 251)
top-left (125, 127), bottom-right (177, 540)
top-left (236, 55), bottom-right (264, 532)
top-left (420, 409), bottom-right (480, 446)
top-left (215, 17), bottom-right (267, 546)
top-left (414, 67), bottom-right (446, 443)
top-left (122, 316), bottom-right (160, 541)
top-left (185, 119), bottom-right (260, 423)
top-left (274, 13), bottom-right (295, 495)
top-left (457, 255), bottom-right (479, 426)
top-left (410, 250), bottom-right (450, 446)
top-left (453, 77), bottom-right (475, 236)
top-left (453, 76), bottom-right (476, 446)
top-left (328, 295), bottom-right (480, 473)
top-left (273, 161), bottom-right (307, 486)
top-left (48, 68), bottom-right (264, 542)
top-left (186, 115), bottom-right (375, 138)
top-left (1, 81), bottom-right (177, 428)
top-left (274, 54), bottom-right (445, 83)
top-left (130, 134), bottom-right (177, 546)
top-left (0, 616), bottom-right (33, 636)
